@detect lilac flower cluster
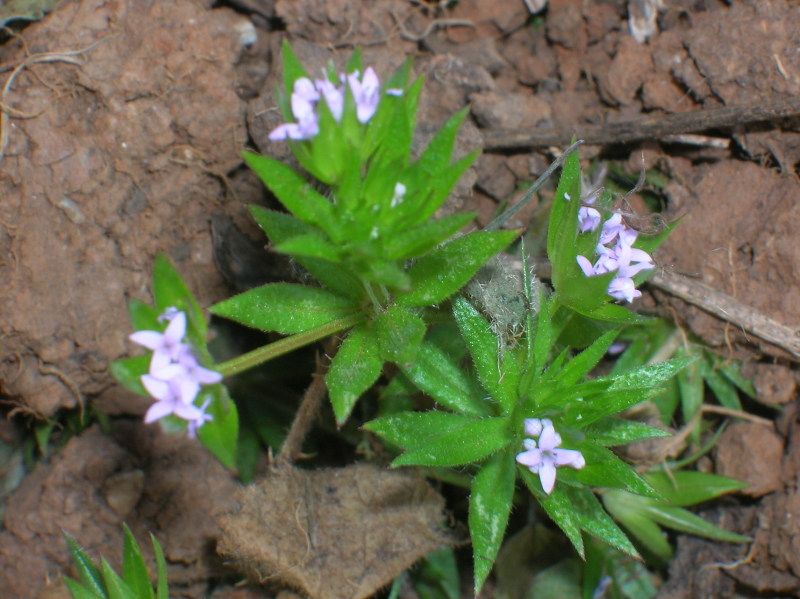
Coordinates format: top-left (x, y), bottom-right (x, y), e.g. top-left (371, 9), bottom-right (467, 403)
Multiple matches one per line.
top-left (269, 67), bottom-right (402, 141)
top-left (516, 418), bottom-right (585, 495)
top-left (576, 202), bottom-right (654, 303)
top-left (130, 308), bottom-right (221, 437)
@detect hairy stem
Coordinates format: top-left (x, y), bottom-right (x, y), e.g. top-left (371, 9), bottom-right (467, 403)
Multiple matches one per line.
top-left (215, 313), bottom-right (364, 377)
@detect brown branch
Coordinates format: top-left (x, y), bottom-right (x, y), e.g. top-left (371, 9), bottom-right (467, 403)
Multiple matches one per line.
top-left (649, 270), bottom-right (800, 359)
top-left (483, 96), bottom-right (800, 150)
top-left (278, 337), bottom-right (338, 463)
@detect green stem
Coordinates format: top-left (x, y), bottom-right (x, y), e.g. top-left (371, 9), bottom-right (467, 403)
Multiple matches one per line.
top-left (215, 312), bottom-right (365, 377)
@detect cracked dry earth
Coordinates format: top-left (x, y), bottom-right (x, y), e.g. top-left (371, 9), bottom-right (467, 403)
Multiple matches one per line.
top-left (1, 0), bottom-right (800, 598)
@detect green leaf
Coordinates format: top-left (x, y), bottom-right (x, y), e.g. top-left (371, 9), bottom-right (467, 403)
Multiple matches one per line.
top-left (196, 385), bottom-right (239, 470)
top-left (556, 330), bottom-right (619, 386)
top-left (151, 534), bottom-right (169, 599)
top-left (608, 358), bottom-right (692, 391)
top-left (365, 411), bottom-right (481, 450)
top-left (384, 212), bottom-right (475, 260)
top-left (397, 230), bottom-right (519, 307)
top-left (326, 324), bottom-right (383, 424)
top-left (275, 234), bottom-right (343, 262)
top-left (528, 474), bottom-right (584, 557)
top-left (374, 305), bottom-right (426, 367)
top-left (582, 418), bottom-right (670, 446)
top-left (677, 355), bottom-right (703, 430)
top-left (718, 359), bottom-right (756, 398)
top-left (416, 107), bottom-right (469, 180)
top-left (122, 525), bottom-right (154, 599)
top-left (411, 547), bottom-right (459, 599)
top-left (645, 471), bottom-right (748, 506)
top-left (64, 578), bottom-right (106, 599)
top-left (392, 416), bottom-right (511, 467)
top-left (152, 254), bottom-right (206, 344)
top-left (127, 299), bottom-right (159, 332)
top-left (641, 503), bottom-right (751, 543)
top-left (243, 152), bottom-right (337, 236)
top-left (581, 302), bottom-right (651, 325)
top-left (547, 149), bottom-right (581, 287)
top-left (403, 339), bottom-right (489, 416)
top-left (603, 491), bottom-right (673, 559)
top-left (452, 297), bottom-right (504, 406)
top-left (470, 449), bottom-right (516, 594)
top-left (249, 206), bottom-right (363, 300)
top-left (65, 535), bottom-right (106, 597)
top-left (569, 486), bottom-right (639, 557)
top-left (531, 292), bottom-right (556, 381)
top-left (701, 356), bottom-right (742, 411)
top-left (570, 444), bottom-right (659, 498)
top-left (280, 40), bottom-right (310, 103)
top-left (109, 356), bottom-right (149, 395)
top-left (100, 559), bottom-right (137, 599)
top-left (211, 283), bottom-right (358, 335)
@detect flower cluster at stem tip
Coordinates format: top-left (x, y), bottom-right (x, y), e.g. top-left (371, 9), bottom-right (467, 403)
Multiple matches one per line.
top-left (516, 418), bottom-right (585, 495)
top-left (269, 67), bottom-right (402, 141)
top-left (129, 308), bottom-right (221, 437)
top-left (575, 196), bottom-right (654, 303)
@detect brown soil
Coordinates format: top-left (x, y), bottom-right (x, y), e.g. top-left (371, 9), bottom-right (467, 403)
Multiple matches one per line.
top-left (1, 0), bottom-right (799, 597)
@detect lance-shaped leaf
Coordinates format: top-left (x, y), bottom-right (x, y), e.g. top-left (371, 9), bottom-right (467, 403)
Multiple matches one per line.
top-left (122, 525), bottom-right (155, 599)
top-left (392, 416), bottom-right (511, 467)
top-left (373, 305), bottom-right (426, 367)
top-left (196, 385), bottom-right (239, 470)
top-left (470, 449), bottom-right (516, 594)
top-left (396, 230), bottom-right (519, 307)
top-left (383, 212), bottom-right (475, 260)
top-left (249, 206), bottom-right (362, 301)
top-left (582, 417), bottom-right (670, 446)
top-left (645, 471), bottom-right (748, 507)
top-left (402, 339), bottom-right (488, 417)
top-left (364, 411), bottom-right (480, 450)
top-left (152, 254), bottom-right (206, 345)
top-left (327, 324), bottom-right (383, 424)
top-left (243, 152), bottom-right (338, 237)
top-left (211, 283), bottom-right (359, 335)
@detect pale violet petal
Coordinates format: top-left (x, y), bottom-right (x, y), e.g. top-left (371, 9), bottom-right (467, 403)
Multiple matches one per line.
top-left (129, 330), bottom-right (164, 350)
top-left (144, 400), bottom-right (174, 423)
top-left (516, 449), bottom-right (543, 468)
top-left (538, 461), bottom-right (557, 494)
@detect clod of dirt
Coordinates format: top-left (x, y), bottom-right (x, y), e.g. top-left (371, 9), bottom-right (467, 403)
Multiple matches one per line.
top-left (754, 363), bottom-right (797, 406)
top-left (218, 462), bottom-right (458, 599)
top-left (0, 0), bottom-right (248, 418)
top-left (714, 421), bottom-right (784, 498)
top-left (681, 2), bottom-right (800, 105)
top-left (658, 160), bottom-right (800, 360)
top-left (0, 423), bottom-right (240, 599)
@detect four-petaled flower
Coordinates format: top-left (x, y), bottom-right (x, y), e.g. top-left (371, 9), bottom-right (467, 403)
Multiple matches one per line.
top-left (516, 418), bottom-right (585, 494)
top-left (130, 308), bottom-right (219, 437)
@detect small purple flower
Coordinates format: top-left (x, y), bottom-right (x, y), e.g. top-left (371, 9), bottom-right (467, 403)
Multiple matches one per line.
top-left (607, 276), bottom-right (641, 303)
top-left (176, 347), bottom-right (223, 385)
top-left (578, 206), bottom-right (602, 233)
top-left (576, 210), bottom-right (654, 303)
top-left (130, 311), bottom-right (188, 373)
top-left (516, 421), bottom-right (585, 494)
top-left (348, 67), bottom-right (381, 123)
top-left (141, 374), bottom-right (204, 424)
top-left (315, 78), bottom-right (345, 121)
top-left (132, 309), bottom-right (221, 437)
top-left (268, 78), bottom-right (321, 141)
